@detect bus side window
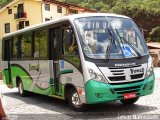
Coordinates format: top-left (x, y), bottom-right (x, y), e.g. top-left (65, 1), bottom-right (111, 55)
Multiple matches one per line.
top-left (63, 28), bottom-right (78, 55)
top-left (62, 25), bottom-right (80, 67)
top-left (34, 28), bottom-right (48, 58)
top-left (12, 36), bottom-right (21, 59)
top-left (3, 39), bottom-right (12, 61)
top-left (21, 32), bottom-right (32, 58)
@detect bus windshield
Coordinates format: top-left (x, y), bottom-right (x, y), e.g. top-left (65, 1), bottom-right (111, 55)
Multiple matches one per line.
top-left (74, 16), bottom-right (148, 59)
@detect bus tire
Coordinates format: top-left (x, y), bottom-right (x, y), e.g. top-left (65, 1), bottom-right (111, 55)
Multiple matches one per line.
top-left (18, 81), bottom-right (27, 97)
top-left (120, 97), bottom-right (139, 105)
top-left (68, 88), bottom-right (87, 112)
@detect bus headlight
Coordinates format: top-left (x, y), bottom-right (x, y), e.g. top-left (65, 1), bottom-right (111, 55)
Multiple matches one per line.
top-left (145, 64), bottom-right (154, 78)
top-left (97, 75), bottom-right (104, 81)
top-left (88, 69), bottom-right (105, 82)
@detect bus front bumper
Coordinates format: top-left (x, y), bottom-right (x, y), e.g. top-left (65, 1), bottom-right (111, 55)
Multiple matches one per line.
top-left (85, 74), bottom-right (155, 104)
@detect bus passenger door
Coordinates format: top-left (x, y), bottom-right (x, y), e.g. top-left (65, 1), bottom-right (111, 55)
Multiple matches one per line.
top-left (3, 39), bottom-right (12, 85)
top-left (49, 27), bottom-right (62, 95)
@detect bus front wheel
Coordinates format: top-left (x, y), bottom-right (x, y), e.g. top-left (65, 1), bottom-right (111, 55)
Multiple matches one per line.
top-left (120, 97), bottom-right (139, 105)
top-left (18, 81), bottom-right (27, 97)
top-left (68, 88), bottom-right (87, 111)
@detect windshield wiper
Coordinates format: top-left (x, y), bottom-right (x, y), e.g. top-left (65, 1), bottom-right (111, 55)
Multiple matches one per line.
top-left (105, 38), bottom-right (112, 61)
top-left (105, 28), bottom-right (116, 61)
top-left (115, 29), bottom-right (142, 59)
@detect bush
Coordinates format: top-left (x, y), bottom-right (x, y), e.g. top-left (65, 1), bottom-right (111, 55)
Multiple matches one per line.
top-left (149, 26), bottom-right (160, 42)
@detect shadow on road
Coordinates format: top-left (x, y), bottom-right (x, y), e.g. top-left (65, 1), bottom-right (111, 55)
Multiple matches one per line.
top-left (3, 91), bottom-right (158, 119)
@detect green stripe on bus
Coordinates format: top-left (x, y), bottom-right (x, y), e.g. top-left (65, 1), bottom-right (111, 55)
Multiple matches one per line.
top-left (86, 74), bottom-right (155, 104)
top-left (33, 85), bottom-right (52, 96)
top-left (3, 69), bottom-right (10, 84)
top-left (10, 66), bottom-right (33, 90)
top-left (59, 69), bottom-right (73, 75)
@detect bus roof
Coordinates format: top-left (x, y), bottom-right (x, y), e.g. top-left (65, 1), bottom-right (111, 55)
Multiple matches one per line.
top-left (3, 13), bottom-right (131, 39)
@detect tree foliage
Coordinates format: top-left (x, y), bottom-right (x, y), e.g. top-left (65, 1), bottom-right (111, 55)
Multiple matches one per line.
top-left (149, 26), bottom-right (160, 42)
top-left (60, 0), bottom-right (160, 41)
top-left (1, 0), bottom-right (160, 41)
top-left (0, 0), bottom-right (12, 8)
top-left (59, 0), bottom-right (160, 15)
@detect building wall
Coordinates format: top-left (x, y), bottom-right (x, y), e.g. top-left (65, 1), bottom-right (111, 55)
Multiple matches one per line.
top-left (0, 0), bottom-right (19, 64)
top-left (0, 0), bottom-right (95, 39)
top-left (0, 0), bottom-right (96, 65)
top-left (0, 0), bottom-right (43, 39)
top-left (41, 3), bottom-right (92, 22)
top-left (24, 0), bottom-right (42, 26)
top-left (0, 0), bottom-right (43, 65)
top-left (42, 3), bottom-right (67, 22)
top-left (0, 1), bottom-right (18, 39)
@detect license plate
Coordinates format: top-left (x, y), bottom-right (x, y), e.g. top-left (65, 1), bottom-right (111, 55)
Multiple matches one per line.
top-left (124, 92), bottom-right (136, 99)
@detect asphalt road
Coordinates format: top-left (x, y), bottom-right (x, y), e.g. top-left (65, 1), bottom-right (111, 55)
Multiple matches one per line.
top-left (0, 68), bottom-right (160, 120)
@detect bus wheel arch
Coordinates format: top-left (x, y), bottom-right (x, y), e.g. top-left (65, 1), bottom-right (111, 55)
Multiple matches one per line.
top-left (64, 84), bottom-right (75, 100)
top-left (65, 84), bottom-right (87, 111)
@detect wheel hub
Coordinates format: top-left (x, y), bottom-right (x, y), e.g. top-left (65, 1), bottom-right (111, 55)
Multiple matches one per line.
top-left (71, 92), bottom-right (82, 106)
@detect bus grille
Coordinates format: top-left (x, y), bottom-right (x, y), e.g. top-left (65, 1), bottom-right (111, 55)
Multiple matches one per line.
top-left (108, 76), bottom-right (125, 81)
top-left (108, 73), bottom-right (144, 82)
top-left (113, 85), bottom-right (141, 94)
top-left (130, 73), bottom-right (144, 80)
top-left (108, 65), bottom-right (144, 83)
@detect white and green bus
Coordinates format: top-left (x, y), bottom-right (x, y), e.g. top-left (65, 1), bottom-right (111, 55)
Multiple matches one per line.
top-left (1, 13), bottom-right (154, 111)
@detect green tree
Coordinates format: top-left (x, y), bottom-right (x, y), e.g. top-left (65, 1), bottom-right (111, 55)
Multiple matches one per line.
top-left (1, 0), bottom-right (160, 41)
top-left (0, 0), bottom-right (12, 8)
top-left (59, 0), bottom-right (160, 41)
top-left (149, 26), bottom-right (160, 42)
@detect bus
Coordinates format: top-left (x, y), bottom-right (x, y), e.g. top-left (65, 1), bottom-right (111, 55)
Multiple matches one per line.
top-left (1, 13), bottom-right (155, 111)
